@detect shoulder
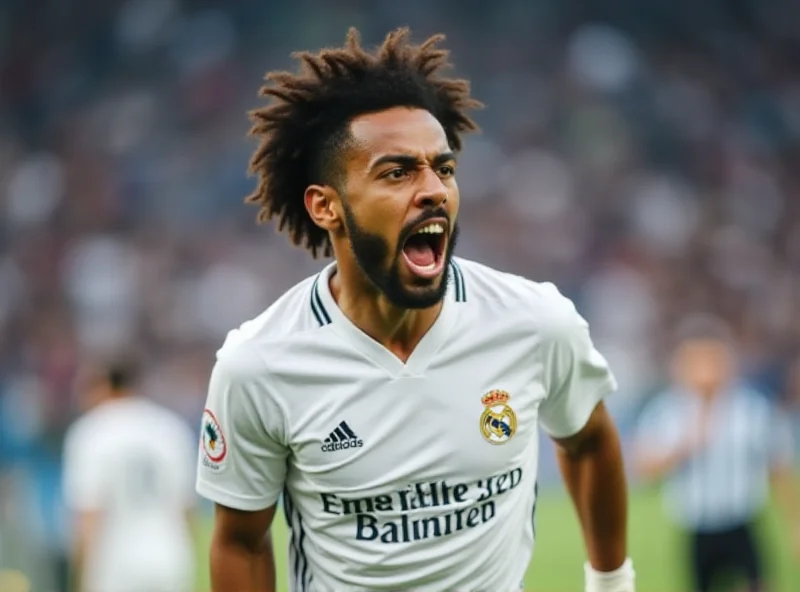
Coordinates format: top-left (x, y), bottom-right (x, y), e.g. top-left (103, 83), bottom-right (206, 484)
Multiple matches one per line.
top-left (64, 410), bottom-right (111, 464)
top-left (734, 385), bottom-right (777, 420)
top-left (64, 413), bottom-right (94, 450)
top-left (208, 273), bottom-right (333, 415)
top-left (736, 384), bottom-right (771, 405)
top-left (220, 271), bottom-right (326, 350)
top-left (454, 258), bottom-right (582, 334)
top-left (214, 269), bottom-right (331, 375)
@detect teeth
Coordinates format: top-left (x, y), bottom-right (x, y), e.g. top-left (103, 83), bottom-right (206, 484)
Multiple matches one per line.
top-left (414, 223), bottom-right (445, 235)
top-left (417, 262), bottom-right (437, 271)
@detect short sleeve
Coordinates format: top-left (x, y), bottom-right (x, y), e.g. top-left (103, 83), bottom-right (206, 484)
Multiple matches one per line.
top-left (195, 349), bottom-right (289, 511)
top-left (537, 292), bottom-right (618, 438)
top-left (62, 424), bottom-right (105, 511)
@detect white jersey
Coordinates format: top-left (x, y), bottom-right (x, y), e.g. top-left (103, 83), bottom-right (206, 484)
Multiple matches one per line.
top-left (63, 397), bottom-right (197, 592)
top-left (196, 258), bottom-right (616, 592)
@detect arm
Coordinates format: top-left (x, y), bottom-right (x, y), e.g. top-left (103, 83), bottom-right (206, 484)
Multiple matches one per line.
top-left (552, 401), bottom-right (628, 572)
top-left (535, 285), bottom-right (634, 591)
top-left (195, 348), bottom-right (289, 591)
top-left (210, 503), bottom-right (278, 592)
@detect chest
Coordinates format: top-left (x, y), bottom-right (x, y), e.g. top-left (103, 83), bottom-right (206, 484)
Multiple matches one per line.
top-left (283, 337), bottom-right (546, 495)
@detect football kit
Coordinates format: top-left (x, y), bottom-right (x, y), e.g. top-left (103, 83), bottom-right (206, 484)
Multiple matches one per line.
top-left (197, 257), bottom-right (617, 591)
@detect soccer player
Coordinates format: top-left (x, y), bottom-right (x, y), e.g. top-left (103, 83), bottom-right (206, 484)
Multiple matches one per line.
top-left (634, 315), bottom-right (799, 591)
top-left (62, 360), bottom-right (198, 592)
top-left (196, 28), bottom-right (635, 592)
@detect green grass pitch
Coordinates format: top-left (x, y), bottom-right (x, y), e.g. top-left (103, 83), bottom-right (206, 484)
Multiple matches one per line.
top-left (195, 487), bottom-right (799, 591)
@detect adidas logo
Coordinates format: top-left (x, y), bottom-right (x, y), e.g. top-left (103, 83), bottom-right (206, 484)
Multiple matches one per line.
top-left (321, 421), bottom-right (364, 452)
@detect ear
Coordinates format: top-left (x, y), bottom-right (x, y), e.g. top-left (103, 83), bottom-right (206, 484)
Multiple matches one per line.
top-left (304, 184), bottom-right (343, 232)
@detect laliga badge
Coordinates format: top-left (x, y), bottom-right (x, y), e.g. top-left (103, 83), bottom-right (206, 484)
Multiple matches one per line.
top-left (201, 409), bottom-right (227, 471)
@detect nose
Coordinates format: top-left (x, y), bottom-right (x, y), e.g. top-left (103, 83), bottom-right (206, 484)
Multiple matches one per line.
top-left (413, 167), bottom-right (448, 209)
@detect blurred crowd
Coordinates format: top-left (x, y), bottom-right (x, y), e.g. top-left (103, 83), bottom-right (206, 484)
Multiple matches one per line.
top-left (2, 0), bottom-right (800, 586)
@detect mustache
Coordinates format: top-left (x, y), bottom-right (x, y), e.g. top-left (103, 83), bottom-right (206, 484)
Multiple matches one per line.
top-left (397, 208), bottom-right (450, 246)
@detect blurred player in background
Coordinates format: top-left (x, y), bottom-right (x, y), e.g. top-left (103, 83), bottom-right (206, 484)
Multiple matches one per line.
top-left (62, 359), bottom-right (198, 592)
top-left (196, 27), bottom-right (635, 592)
top-left (635, 315), bottom-right (800, 592)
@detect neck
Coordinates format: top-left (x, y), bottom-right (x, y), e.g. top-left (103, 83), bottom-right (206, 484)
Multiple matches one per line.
top-left (85, 388), bottom-right (133, 412)
top-left (106, 389), bottom-right (133, 402)
top-left (329, 262), bottom-right (443, 361)
top-left (695, 384), bottom-right (722, 401)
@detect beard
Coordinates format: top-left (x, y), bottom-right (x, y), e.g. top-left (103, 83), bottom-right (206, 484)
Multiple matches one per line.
top-left (341, 201), bottom-right (459, 309)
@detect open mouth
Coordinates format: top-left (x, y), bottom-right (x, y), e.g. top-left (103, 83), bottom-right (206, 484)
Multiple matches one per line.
top-left (401, 219), bottom-right (448, 280)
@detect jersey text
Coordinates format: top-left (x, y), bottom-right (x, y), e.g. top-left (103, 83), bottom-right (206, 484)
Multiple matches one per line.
top-left (319, 467), bottom-right (523, 544)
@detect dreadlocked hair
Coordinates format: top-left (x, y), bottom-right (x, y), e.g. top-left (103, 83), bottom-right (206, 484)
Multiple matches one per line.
top-left (246, 27), bottom-right (483, 258)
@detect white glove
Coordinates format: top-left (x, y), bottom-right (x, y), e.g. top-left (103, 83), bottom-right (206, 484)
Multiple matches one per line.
top-left (584, 557), bottom-right (635, 592)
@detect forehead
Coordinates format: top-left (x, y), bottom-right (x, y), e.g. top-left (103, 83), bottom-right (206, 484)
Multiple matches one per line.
top-left (348, 107), bottom-right (450, 158)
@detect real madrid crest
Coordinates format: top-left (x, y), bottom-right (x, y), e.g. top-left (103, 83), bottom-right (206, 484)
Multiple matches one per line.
top-left (479, 390), bottom-right (517, 445)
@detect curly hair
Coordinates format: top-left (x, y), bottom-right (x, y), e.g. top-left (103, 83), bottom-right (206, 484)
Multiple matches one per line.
top-left (245, 27), bottom-right (483, 258)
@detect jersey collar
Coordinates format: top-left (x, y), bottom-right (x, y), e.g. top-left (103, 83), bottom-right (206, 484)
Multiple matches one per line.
top-left (313, 260), bottom-right (463, 377)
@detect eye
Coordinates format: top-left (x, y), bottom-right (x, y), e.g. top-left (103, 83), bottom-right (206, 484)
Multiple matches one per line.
top-left (437, 164), bottom-right (456, 177)
top-left (384, 168), bottom-right (410, 180)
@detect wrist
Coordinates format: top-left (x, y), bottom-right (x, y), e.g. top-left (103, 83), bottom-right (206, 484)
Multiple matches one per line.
top-left (584, 557), bottom-right (635, 592)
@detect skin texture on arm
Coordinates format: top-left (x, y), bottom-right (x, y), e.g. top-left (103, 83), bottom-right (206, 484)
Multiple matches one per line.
top-left (210, 504), bottom-right (278, 592)
top-left (552, 402), bottom-right (628, 573)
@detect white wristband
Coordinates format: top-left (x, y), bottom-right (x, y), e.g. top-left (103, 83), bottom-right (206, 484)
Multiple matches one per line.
top-left (584, 557), bottom-right (635, 592)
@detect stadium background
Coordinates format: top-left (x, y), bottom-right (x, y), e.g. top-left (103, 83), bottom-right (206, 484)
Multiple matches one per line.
top-left (0, 0), bottom-right (799, 590)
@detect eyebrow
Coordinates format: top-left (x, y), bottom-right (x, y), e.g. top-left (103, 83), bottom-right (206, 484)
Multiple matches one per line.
top-left (368, 151), bottom-right (457, 173)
